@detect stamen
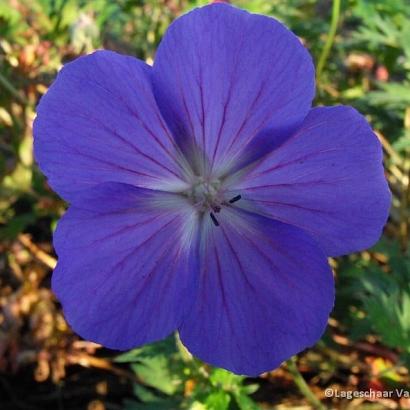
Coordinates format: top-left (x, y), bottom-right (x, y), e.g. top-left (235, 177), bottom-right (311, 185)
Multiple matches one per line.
top-left (210, 212), bottom-right (220, 227)
top-left (229, 195), bottom-right (242, 204)
top-left (212, 205), bottom-right (221, 213)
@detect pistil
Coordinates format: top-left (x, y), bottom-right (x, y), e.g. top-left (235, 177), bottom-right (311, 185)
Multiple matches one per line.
top-left (186, 176), bottom-right (242, 227)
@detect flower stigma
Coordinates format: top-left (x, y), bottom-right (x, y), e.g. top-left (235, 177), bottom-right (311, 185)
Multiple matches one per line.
top-left (185, 176), bottom-right (241, 226)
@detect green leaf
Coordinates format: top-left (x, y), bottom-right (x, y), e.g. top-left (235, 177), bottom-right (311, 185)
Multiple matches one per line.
top-left (0, 213), bottom-right (35, 240)
top-left (131, 356), bottom-right (178, 395)
top-left (133, 384), bottom-right (160, 403)
top-left (209, 368), bottom-right (244, 391)
top-left (242, 383), bottom-right (259, 395)
top-left (360, 275), bottom-right (410, 349)
top-left (115, 337), bottom-right (176, 363)
top-left (393, 131), bottom-right (410, 151)
top-left (204, 391), bottom-right (231, 410)
top-left (367, 82), bottom-right (410, 109)
top-left (234, 392), bottom-right (261, 410)
top-left (116, 338), bottom-right (181, 395)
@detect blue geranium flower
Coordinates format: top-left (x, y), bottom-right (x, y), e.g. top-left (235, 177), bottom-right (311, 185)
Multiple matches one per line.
top-left (33, 3), bottom-right (390, 376)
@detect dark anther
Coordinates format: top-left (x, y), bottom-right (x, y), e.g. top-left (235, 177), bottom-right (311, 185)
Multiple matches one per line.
top-left (212, 205), bottom-right (221, 213)
top-left (210, 212), bottom-right (220, 227)
top-left (229, 195), bottom-right (242, 204)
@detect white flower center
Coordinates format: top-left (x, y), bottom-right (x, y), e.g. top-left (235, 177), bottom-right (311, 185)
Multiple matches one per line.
top-left (188, 176), bottom-right (223, 213)
top-left (182, 176), bottom-right (242, 226)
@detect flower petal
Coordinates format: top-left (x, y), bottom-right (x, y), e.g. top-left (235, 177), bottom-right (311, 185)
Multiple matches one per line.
top-left (231, 106), bottom-right (391, 256)
top-left (34, 50), bottom-right (189, 202)
top-left (153, 3), bottom-right (315, 175)
top-left (179, 209), bottom-right (334, 376)
top-left (53, 182), bottom-right (199, 349)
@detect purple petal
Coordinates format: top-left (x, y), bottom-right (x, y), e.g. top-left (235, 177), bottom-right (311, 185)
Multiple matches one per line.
top-left (52, 182), bottom-right (199, 349)
top-left (34, 50), bottom-right (189, 202)
top-left (152, 3), bottom-right (315, 175)
top-left (232, 106), bottom-right (391, 256)
top-left (179, 209), bottom-right (334, 376)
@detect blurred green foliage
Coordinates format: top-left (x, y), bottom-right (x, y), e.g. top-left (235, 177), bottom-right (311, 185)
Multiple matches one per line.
top-left (1, 0), bottom-right (410, 409)
top-left (116, 336), bottom-right (259, 409)
top-left (337, 240), bottom-right (410, 357)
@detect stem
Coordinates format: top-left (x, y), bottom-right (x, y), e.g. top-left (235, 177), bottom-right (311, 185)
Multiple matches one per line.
top-left (0, 71), bottom-right (29, 105)
top-left (316, 0), bottom-right (342, 84)
top-left (175, 332), bottom-right (193, 362)
top-left (286, 357), bottom-right (326, 410)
